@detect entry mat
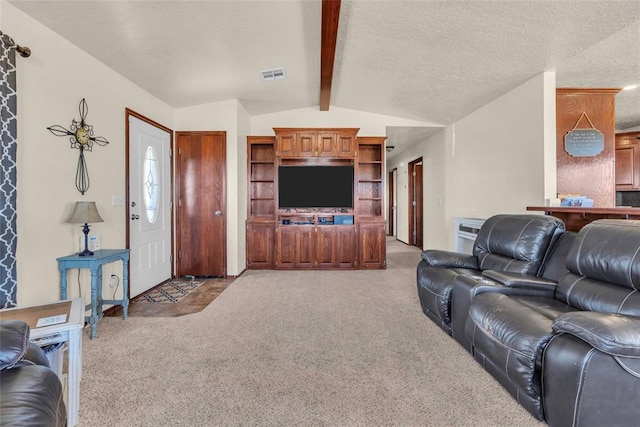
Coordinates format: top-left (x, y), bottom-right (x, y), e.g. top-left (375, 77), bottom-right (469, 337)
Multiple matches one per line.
top-left (142, 280), bottom-right (204, 303)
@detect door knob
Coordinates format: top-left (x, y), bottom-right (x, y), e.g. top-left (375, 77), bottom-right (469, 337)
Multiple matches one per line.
top-left (131, 214), bottom-right (140, 220)
top-left (214, 210), bottom-right (222, 216)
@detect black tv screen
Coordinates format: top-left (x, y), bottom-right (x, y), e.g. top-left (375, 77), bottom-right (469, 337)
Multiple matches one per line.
top-left (278, 166), bottom-right (354, 208)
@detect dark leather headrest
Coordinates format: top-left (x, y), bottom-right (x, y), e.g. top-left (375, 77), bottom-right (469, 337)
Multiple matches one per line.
top-left (566, 219), bottom-right (640, 289)
top-left (474, 214), bottom-right (565, 264)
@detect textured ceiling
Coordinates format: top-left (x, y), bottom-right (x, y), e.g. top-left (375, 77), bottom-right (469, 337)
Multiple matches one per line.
top-left (9, 0), bottom-right (640, 155)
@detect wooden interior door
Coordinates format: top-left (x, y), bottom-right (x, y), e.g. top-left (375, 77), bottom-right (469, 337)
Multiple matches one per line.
top-left (414, 164), bottom-right (423, 248)
top-left (176, 131), bottom-right (226, 277)
top-left (388, 169), bottom-right (395, 236)
top-left (408, 158), bottom-right (423, 248)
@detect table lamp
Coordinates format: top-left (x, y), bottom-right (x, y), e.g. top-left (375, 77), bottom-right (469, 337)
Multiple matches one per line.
top-left (68, 201), bottom-right (103, 256)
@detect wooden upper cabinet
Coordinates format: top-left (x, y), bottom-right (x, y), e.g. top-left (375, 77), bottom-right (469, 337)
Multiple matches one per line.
top-left (336, 134), bottom-right (356, 157)
top-left (316, 132), bottom-right (336, 157)
top-left (615, 132), bottom-right (640, 191)
top-left (297, 133), bottom-right (316, 157)
top-left (274, 128), bottom-right (358, 158)
top-left (276, 132), bottom-right (298, 157)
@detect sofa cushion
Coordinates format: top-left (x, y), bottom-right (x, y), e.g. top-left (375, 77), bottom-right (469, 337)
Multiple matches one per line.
top-left (556, 273), bottom-right (640, 316)
top-left (0, 320), bottom-right (30, 370)
top-left (466, 293), bottom-right (574, 396)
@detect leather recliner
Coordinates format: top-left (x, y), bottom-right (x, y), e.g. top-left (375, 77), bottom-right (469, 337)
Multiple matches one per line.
top-left (417, 214), bottom-right (565, 335)
top-left (0, 320), bottom-right (66, 427)
top-left (465, 219), bottom-right (640, 425)
top-left (450, 230), bottom-right (577, 352)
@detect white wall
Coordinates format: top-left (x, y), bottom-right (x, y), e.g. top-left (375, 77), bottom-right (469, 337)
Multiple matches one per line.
top-left (3, 3), bottom-right (174, 306)
top-left (389, 141), bottom-right (428, 245)
top-left (236, 102), bottom-right (251, 272)
top-left (445, 73), bottom-right (554, 218)
top-left (387, 73), bottom-right (556, 251)
top-left (542, 73), bottom-right (558, 201)
top-left (444, 72), bottom-right (556, 247)
top-left (173, 99), bottom-right (245, 276)
top-left (251, 106), bottom-right (438, 136)
top-left (422, 129), bottom-right (448, 250)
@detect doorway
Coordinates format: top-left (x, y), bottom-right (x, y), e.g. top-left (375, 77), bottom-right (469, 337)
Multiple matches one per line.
top-left (388, 168), bottom-right (397, 236)
top-left (408, 158), bottom-right (423, 248)
top-left (126, 110), bottom-right (173, 298)
top-left (175, 131), bottom-right (227, 277)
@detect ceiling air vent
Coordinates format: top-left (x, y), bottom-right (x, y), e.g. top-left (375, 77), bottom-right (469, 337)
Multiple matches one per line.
top-left (260, 67), bottom-right (286, 81)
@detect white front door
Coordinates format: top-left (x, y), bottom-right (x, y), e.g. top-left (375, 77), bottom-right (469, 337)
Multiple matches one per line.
top-left (128, 115), bottom-right (172, 297)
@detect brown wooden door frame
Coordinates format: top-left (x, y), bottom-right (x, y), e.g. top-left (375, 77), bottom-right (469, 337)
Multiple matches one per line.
top-left (388, 169), bottom-right (395, 236)
top-left (175, 131), bottom-right (227, 277)
top-left (124, 108), bottom-right (174, 297)
top-left (415, 164), bottom-right (423, 248)
top-left (408, 158), bottom-right (424, 248)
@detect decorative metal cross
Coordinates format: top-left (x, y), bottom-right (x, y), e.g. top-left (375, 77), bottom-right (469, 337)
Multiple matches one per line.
top-left (47, 98), bottom-right (109, 194)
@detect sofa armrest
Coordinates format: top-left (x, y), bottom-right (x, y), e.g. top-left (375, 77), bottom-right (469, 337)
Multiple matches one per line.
top-left (451, 274), bottom-right (554, 351)
top-left (421, 250), bottom-right (478, 269)
top-left (553, 312), bottom-right (640, 358)
top-left (0, 320), bottom-right (30, 370)
top-left (482, 270), bottom-right (557, 291)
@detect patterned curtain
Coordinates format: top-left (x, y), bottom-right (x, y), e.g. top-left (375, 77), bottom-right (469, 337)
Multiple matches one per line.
top-left (0, 32), bottom-right (18, 308)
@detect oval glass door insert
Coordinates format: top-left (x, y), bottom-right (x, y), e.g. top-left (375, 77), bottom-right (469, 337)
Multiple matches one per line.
top-left (143, 145), bottom-right (160, 223)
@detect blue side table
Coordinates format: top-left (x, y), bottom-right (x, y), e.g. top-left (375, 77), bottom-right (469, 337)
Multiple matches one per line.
top-left (57, 249), bottom-right (130, 339)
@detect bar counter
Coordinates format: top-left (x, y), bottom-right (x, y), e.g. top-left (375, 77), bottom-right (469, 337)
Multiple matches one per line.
top-left (526, 206), bottom-right (640, 232)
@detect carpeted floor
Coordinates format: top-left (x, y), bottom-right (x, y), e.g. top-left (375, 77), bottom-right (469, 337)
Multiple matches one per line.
top-left (79, 238), bottom-right (542, 426)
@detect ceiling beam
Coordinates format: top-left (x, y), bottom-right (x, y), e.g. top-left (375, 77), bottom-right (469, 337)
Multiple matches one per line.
top-left (320, 0), bottom-right (342, 111)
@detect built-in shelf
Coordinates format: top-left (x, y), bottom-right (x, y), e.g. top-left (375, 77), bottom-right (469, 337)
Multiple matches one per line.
top-left (248, 136), bottom-right (276, 218)
top-left (246, 130), bottom-right (386, 270)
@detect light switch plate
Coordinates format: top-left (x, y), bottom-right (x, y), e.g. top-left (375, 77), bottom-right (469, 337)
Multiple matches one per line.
top-left (112, 194), bottom-right (125, 206)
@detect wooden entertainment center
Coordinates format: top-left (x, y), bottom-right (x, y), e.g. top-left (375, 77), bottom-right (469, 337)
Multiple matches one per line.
top-left (246, 128), bottom-right (386, 270)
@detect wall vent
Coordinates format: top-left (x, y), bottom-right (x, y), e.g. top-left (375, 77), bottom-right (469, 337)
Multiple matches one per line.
top-left (260, 67), bottom-right (286, 81)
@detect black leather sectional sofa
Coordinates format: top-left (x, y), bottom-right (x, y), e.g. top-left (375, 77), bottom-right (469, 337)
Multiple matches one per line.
top-left (417, 216), bottom-right (640, 426)
top-left (0, 320), bottom-right (66, 427)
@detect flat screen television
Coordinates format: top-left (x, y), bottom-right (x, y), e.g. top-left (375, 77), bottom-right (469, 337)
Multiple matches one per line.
top-left (278, 166), bottom-right (354, 209)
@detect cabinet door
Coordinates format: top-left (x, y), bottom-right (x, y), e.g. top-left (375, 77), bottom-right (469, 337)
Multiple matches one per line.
top-left (246, 222), bottom-right (274, 268)
top-left (358, 223), bottom-right (386, 269)
top-left (316, 133), bottom-right (336, 157)
top-left (296, 227), bottom-right (316, 268)
top-left (615, 144), bottom-right (639, 190)
top-left (316, 227), bottom-right (337, 267)
top-left (336, 134), bottom-right (356, 157)
top-left (297, 133), bottom-right (316, 157)
top-left (277, 133), bottom-right (297, 157)
top-left (335, 226), bottom-right (356, 268)
top-left (275, 227), bottom-right (297, 268)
